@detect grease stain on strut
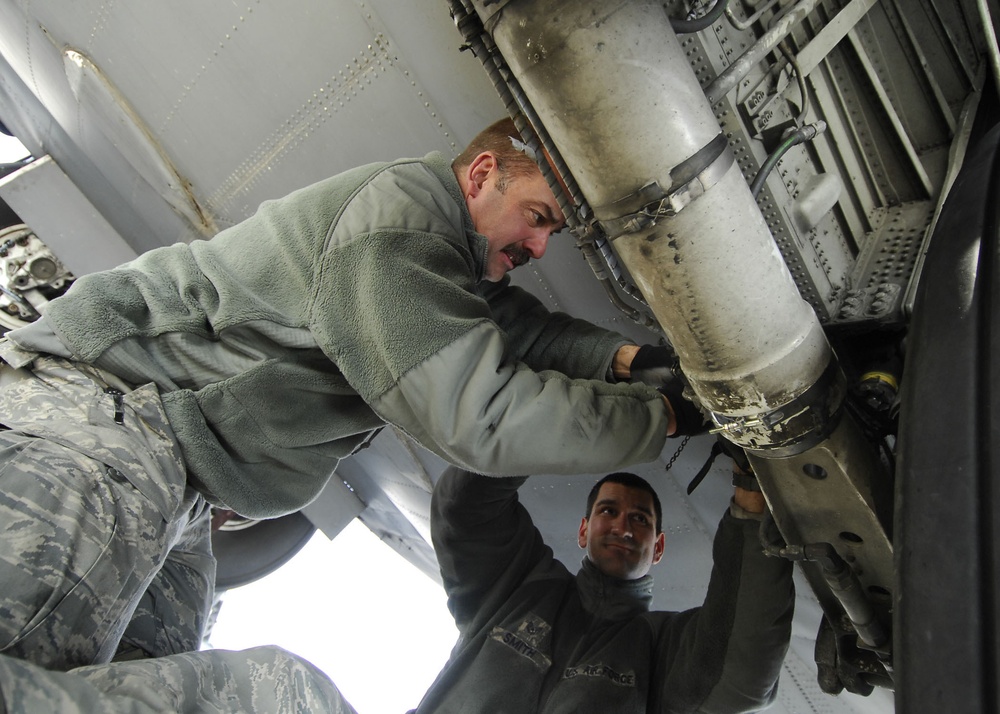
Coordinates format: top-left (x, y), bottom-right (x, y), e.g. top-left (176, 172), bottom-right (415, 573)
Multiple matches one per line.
top-left (639, 232), bottom-right (659, 259)
top-left (666, 234), bottom-right (682, 264)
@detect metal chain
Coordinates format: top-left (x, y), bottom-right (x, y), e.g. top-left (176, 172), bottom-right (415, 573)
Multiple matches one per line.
top-left (664, 434), bottom-right (692, 471)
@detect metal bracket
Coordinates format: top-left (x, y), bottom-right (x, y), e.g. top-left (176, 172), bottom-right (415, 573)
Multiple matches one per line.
top-left (598, 133), bottom-right (734, 237)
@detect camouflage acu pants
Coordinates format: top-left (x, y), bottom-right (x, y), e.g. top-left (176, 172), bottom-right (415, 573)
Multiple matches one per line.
top-left (0, 646), bottom-right (359, 714)
top-left (0, 348), bottom-right (214, 670)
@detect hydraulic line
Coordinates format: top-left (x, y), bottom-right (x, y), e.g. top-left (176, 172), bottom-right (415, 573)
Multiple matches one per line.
top-left (750, 121), bottom-right (827, 198)
top-left (670, 0), bottom-right (729, 34)
top-left (706, 0), bottom-right (821, 105)
top-left (976, 0), bottom-right (1000, 95)
top-left (760, 521), bottom-right (888, 649)
top-left (780, 41), bottom-right (810, 126)
top-left (448, 0), bottom-right (657, 327)
top-left (725, 0), bottom-right (782, 31)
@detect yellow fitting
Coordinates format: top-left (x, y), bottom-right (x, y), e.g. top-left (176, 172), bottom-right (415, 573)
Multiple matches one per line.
top-left (860, 371), bottom-right (898, 391)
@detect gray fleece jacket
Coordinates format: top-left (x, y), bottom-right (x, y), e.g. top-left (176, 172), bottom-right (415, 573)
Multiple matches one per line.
top-left (6, 153), bottom-right (669, 517)
top-left (417, 468), bottom-right (794, 714)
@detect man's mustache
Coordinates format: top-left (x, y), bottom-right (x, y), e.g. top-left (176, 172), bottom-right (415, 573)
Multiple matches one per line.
top-left (504, 246), bottom-right (530, 267)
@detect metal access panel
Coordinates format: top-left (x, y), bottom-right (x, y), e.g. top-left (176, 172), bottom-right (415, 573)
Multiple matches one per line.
top-left (667, 0), bottom-right (985, 326)
top-left (0, 0), bottom-right (506, 253)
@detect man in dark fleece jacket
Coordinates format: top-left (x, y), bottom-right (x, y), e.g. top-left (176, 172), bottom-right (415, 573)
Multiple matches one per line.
top-left (414, 467), bottom-right (794, 713)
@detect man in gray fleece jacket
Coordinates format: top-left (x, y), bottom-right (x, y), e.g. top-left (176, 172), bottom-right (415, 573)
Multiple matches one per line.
top-left (0, 117), bottom-right (691, 703)
top-left (414, 467), bottom-right (794, 713)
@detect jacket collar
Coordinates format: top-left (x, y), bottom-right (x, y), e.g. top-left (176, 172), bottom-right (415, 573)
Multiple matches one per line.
top-left (422, 151), bottom-right (489, 282)
top-left (575, 557), bottom-right (654, 620)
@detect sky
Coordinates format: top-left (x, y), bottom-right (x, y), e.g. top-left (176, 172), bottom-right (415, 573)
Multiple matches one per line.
top-left (0, 132), bottom-right (28, 162)
top-left (207, 519), bottom-right (459, 714)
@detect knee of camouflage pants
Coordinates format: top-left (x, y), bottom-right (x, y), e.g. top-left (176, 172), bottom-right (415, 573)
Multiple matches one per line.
top-left (0, 357), bottom-right (198, 669)
top-left (115, 493), bottom-right (216, 661)
top-left (0, 432), bottom-right (152, 668)
top-left (0, 647), bottom-right (359, 714)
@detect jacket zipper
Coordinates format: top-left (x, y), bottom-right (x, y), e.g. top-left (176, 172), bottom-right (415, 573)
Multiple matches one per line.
top-left (105, 387), bottom-right (125, 424)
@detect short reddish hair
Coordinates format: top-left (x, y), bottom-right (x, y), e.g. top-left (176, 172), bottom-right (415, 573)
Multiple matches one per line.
top-left (452, 117), bottom-right (542, 191)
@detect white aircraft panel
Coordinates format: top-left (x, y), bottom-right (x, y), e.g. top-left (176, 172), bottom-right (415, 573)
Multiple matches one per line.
top-left (0, 155), bottom-right (137, 274)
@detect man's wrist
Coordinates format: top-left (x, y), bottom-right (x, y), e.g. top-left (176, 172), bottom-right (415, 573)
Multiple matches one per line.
top-left (730, 487), bottom-right (767, 521)
top-left (733, 486), bottom-right (766, 514)
top-left (661, 393), bottom-right (677, 436)
top-left (612, 344), bottom-right (640, 380)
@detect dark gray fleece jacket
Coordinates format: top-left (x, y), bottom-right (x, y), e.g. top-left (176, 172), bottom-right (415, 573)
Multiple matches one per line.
top-left (416, 468), bottom-right (794, 714)
top-left (5, 153), bottom-right (669, 517)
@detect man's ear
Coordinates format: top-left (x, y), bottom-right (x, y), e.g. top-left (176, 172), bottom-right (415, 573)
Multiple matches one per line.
top-left (466, 152), bottom-right (497, 197)
top-left (651, 531), bottom-right (665, 565)
top-left (577, 517), bottom-right (589, 549)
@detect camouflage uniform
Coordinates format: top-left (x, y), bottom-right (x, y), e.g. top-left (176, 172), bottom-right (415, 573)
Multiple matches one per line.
top-left (113, 500), bottom-right (216, 661)
top-left (0, 344), bottom-right (356, 711)
top-left (0, 646), bottom-right (358, 714)
top-left (0, 343), bottom-right (214, 669)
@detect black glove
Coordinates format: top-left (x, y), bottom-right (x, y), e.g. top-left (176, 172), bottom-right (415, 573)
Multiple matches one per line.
top-left (628, 344), bottom-right (677, 386)
top-left (657, 379), bottom-right (710, 437)
top-left (717, 433), bottom-right (753, 474)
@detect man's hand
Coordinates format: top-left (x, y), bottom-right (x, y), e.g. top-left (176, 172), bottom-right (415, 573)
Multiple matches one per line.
top-left (615, 343), bottom-right (708, 437)
top-left (620, 344), bottom-right (675, 384)
top-left (658, 380), bottom-right (710, 437)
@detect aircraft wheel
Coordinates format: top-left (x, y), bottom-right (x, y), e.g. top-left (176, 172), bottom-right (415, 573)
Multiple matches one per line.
top-left (212, 510), bottom-right (316, 591)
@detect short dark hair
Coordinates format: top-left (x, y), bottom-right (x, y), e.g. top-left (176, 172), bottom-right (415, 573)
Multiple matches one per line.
top-left (585, 472), bottom-right (663, 534)
top-left (452, 117), bottom-right (542, 191)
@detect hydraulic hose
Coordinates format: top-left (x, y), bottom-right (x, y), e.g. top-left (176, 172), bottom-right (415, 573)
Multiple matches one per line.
top-left (750, 121), bottom-right (826, 198)
top-left (759, 516), bottom-right (887, 649)
top-left (705, 0), bottom-right (820, 105)
top-left (447, 0), bottom-right (658, 327)
top-left (725, 0), bottom-right (781, 31)
top-left (670, 0), bottom-right (729, 34)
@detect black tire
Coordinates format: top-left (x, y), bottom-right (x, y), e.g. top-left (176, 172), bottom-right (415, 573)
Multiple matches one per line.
top-left (895, 123), bottom-right (1000, 713)
top-left (212, 511), bottom-right (317, 591)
